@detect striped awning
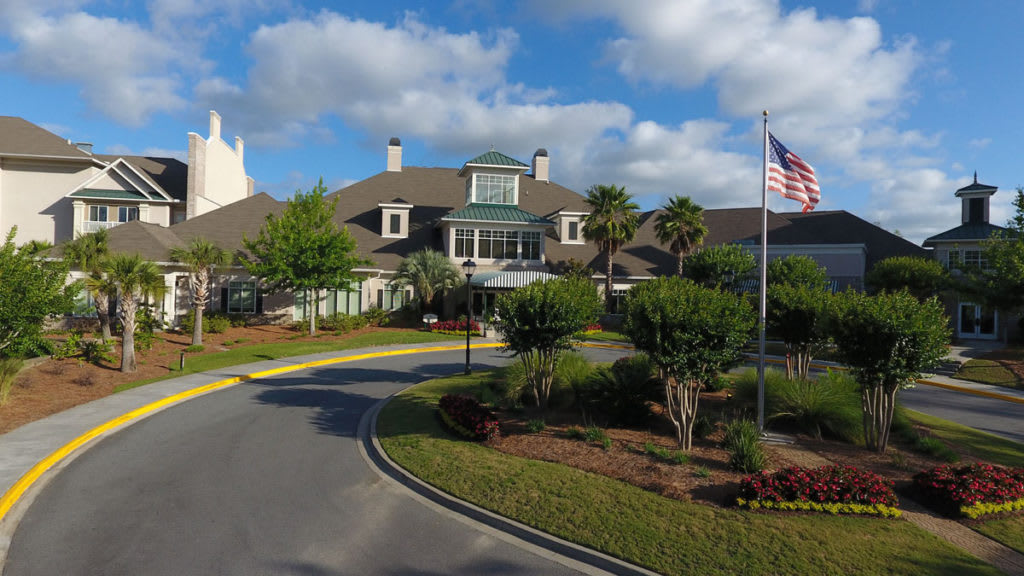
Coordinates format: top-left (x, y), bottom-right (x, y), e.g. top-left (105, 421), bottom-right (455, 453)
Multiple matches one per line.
top-left (469, 270), bottom-right (558, 289)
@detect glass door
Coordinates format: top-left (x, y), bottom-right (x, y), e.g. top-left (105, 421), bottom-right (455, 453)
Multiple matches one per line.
top-left (958, 302), bottom-right (997, 339)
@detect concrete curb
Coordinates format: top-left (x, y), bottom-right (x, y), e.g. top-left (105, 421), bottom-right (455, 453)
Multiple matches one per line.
top-left (358, 393), bottom-right (660, 576)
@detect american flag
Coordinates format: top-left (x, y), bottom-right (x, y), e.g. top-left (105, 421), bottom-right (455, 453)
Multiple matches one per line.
top-left (767, 132), bottom-right (820, 213)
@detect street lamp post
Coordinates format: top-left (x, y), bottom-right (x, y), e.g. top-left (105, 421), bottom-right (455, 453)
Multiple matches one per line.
top-left (462, 259), bottom-right (476, 375)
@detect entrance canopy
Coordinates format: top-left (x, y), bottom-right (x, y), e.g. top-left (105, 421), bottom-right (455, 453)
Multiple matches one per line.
top-left (469, 270), bottom-right (558, 289)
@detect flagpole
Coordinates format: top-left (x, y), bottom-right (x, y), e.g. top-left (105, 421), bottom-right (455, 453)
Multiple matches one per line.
top-left (758, 111), bottom-right (769, 433)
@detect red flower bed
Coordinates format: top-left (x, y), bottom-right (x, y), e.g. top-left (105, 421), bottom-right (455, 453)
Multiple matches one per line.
top-left (429, 319), bottom-right (481, 335)
top-left (913, 463), bottom-right (1024, 518)
top-left (438, 394), bottom-right (499, 440)
top-left (738, 465), bottom-right (899, 516)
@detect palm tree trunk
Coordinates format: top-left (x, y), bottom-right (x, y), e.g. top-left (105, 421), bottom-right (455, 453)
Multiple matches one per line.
top-left (677, 253), bottom-right (684, 278)
top-left (119, 294), bottom-right (138, 373)
top-left (605, 249), bottom-right (614, 313)
top-left (96, 295), bottom-right (112, 342)
top-left (193, 305), bottom-right (204, 346)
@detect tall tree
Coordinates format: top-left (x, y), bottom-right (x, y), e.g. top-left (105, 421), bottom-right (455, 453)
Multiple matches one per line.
top-left (654, 195), bottom-right (708, 277)
top-left (63, 229), bottom-right (114, 341)
top-left (391, 249), bottom-right (462, 314)
top-left (623, 277), bottom-right (755, 450)
top-left (865, 256), bottom-right (948, 301)
top-left (581, 184), bottom-right (640, 312)
top-left (0, 227), bottom-right (78, 357)
top-left (766, 255), bottom-right (831, 379)
top-left (830, 290), bottom-right (948, 453)
top-left (170, 237), bottom-right (232, 346)
top-left (495, 276), bottom-right (603, 410)
top-left (243, 178), bottom-right (371, 335)
top-left (102, 253), bottom-right (164, 373)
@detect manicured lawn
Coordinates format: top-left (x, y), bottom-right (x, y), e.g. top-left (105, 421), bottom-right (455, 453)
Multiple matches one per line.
top-left (975, 516), bottom-right (1024, 555)
top-left (113, 331), bottom-right (465, 393)
top-left (955, 358), bottom-right (1023, 390)
top-left (905, 410), bottom-right (1024, 468)
top-left (581, 330), bottom-right (631, 343)
top-left (377, 373), bottom-right (1001, 576)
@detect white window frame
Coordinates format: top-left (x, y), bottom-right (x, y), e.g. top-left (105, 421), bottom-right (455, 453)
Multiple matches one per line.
top-left (88, 205), bottom-right (108, 222)
top-left (521, 230), bottom-right (542, 261)
top-left (472, 173), bottom-right (517, 204)
top-left (118, 206), bottom-right (139, 223)
top-left (454, 228), bottom-right (475, 258)
top-left (478, 229), bottom-right (518, 259)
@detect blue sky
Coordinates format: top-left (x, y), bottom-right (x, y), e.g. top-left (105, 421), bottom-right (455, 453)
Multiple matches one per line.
top-left (2, 0), bottom-right (1022, 244)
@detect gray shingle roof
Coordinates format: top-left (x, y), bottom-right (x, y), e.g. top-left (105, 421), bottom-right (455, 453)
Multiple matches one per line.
top-left (923, 222), bottom-right (1010, 246)
top-left (0, 116), bottom-right (95, 159)
top-left (96, 155), bottom-right (188, 201)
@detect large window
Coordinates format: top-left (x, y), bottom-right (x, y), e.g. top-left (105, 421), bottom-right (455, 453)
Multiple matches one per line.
top-left (947, 249), bottom-right (988, 270)
top-left (88, 205), bottom-right (108, 222)
top-left (455, 228), bottom-right (474, 258)
top-left (377, 285), bottom-right (409, 311)
top-left (227, 281), bottom-right (257, 313)
top-left (473, 174), bottom-right (516, 204)
top-left (522, 231), bottom-right (541, 260)
top-left (326, 282), bottom-right (362, 316)
top-left (479, 230), bottom-right (518, 259)
top-left (118, 206), bottom-right (139, 222)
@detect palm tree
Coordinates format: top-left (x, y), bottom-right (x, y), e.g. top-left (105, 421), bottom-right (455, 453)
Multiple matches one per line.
top-left (581, 184), bottom-right (640, 312)
top-left (654, 195), bottom-right (708, 277)
top-left (170, 238), bottom-right (232, 346)
top-left (63, 229), bottom-right (114, 340)
top-left (392, 249), bottom-right (463, 314)
top-left (103, 254), bottom-right (164, 373)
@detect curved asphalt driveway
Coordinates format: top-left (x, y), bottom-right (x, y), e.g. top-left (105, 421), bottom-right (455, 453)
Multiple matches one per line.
top-left (3, 346), bottom-right (629, 576)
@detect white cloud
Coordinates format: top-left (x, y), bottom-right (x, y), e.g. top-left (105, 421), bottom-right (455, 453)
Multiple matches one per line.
top-left (863, 169), bottom-right (963, 243)
top-left (968, 138), bottom-right (991, 150)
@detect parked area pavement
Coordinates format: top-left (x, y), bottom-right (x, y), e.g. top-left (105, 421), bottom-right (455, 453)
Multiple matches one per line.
top-left (0, 340), bottom-right (642, 576)
top-left (0, 338), bottom-right (1021, 575)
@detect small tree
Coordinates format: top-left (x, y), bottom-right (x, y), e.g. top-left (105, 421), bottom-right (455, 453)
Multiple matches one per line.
top-left (581, 184), bottom-right (640, 312)
top-left (495, 276), bottom-right (603, 410)
top-left (830, 290), bottom-right (949, 453)
top-left (624, 277), bottom-right (755, 450)
top-left (243, 178), bottom-right (371, 335)
top-left (392, 249), bottom-right (462, 314)
top-left (766, 255), bottom-right (830, 379)
top-left (103, 253), bottom-right (164, 373)
top-left (866, 256), bottom-right (948, 300)
top-left (683, 244), bottom-right (756, 289)
top-left (655, 195), bottom-right (708, 277)
top-left (63, 229), bottom-right (114, 341)
top-left (0, 227), bottom-right (78, 357)
top-left (170, 237), bottom-right (232, 346)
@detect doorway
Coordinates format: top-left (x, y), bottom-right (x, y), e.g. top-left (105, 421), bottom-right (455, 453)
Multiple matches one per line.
top-left (958, 302), bottom-right (997, 339)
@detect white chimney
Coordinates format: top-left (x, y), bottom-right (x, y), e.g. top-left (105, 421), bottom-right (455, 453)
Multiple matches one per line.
top-left (532, 148), bottom-right (549, 182)
top-left (235, 136), bottom-right (244, 160)
top-left (387, 137), bottom-right (402, 172)
top-left (209, 110), bottom-right (222, 141)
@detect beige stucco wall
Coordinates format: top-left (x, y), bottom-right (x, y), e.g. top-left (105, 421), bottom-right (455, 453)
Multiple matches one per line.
top-left (187, 112), bottom-right (251, 219)
top-left (0, 158), bottom-right (97, 244)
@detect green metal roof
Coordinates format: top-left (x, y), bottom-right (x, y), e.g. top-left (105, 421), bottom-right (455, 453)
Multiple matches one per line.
top-left (442, 203), bottom-right (554, 225)
top-left (923, 223), bottom-right (1009, 246)
top-left (463, 150), bottom-right (529, 169)
top-left (69, 189), bottom-right (149, 200)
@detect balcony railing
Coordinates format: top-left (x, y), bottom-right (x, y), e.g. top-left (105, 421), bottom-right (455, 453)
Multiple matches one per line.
top-left (81, 221), bottom-right (120, 234)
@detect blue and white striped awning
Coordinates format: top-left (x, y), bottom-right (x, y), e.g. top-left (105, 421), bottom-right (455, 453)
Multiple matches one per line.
top-left (469, 270), bottom-right (558, 289)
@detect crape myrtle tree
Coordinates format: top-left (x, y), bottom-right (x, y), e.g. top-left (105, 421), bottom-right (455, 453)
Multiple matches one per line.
top-left (243, 178), bottom-right (371, 335)
top-left (581, 184), bottom-right (640, 312)
top-left (865, 256), bottom-right (949, 301)
top-left (654, 195), bottom-right (708, 277)
top-left (766, 255), bottom-right (831, 380)
top-left (624, 277), bottom-right (755, 450)
top-left (683, 243), bottom-right (756, 289)
top-left (392, 249), bottom-right (463, 314)
top-left (103, 253), bottom-right (164, 373)
top-left (495, 276), bottom-right (603, 410)
top-left (830, 290), bottom-right (949, 453)
top-left (170, 237), bottom-right (232, 346)
top-left (0, 227), bottom-right (78, 357)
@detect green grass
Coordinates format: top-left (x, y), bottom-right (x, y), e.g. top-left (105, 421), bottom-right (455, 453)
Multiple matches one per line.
top-left (955, 359), bottom-right (1022, 390)
top-left (974, 516), bottom-right (1024, 555)
top-left (904, 410), bottom-right (1024, 468)
top-left (112, 331), bottom-right (465, 393)
top-left (581, 330), bottom-right (631, 343)
top-left (377, 372), bottom-right (1001, 576)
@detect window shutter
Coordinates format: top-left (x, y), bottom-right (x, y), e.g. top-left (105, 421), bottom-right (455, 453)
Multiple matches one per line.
top-left (220, 286), bottom-right (228, 313)
top-left (256, 289), bottom-right (264, 314)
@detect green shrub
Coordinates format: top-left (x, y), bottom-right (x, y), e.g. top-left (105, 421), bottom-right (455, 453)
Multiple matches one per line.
top-left (133, 330), bottom-right (157, 352)
top-left (694, 465), bottom-right (712, 479)
top-left (79, 339), bottom-right (114, 364)
top-left (585, 426), bottom-right (608, 443)
top-left (362, 306), bottom-right (390, 327)
top-left (0, 357), bottom-right (23, 405)
top-left (692, 414), bottom-right (716, 439)
top-left (575, 354), bottom-right (659, 426)
top-left (179, 310), bottom-right (231, 335)
top-left (734, 368), bottom-right (862, 442)
top-left (565, 426), bottom-right (585, 440)
top-left (184, 344), bottom-right (205, 353)
top-left (319, 312), bottom-right (369, 333)
top-left (527, 419), bottom-right (546, 433)
top-left (135, 305), bottom-right (163, 333)
top-left (722, 419), bottom-right (767, 473)
top-left (51, 331), bottom-right (83, 360)
top-left (644, 441), bottom-right (690, 465)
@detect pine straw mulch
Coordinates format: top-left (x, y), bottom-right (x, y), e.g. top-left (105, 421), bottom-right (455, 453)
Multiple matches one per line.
top-left (485, 392), bottom-right (959, 508)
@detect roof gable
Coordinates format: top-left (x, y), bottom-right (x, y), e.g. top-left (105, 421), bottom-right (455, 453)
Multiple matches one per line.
top-left (65, 157), bottom-right (176, 203)
top-left (442, 203), bottom-right (555, 225)
top-left (458, 150), bottom-right (529, 176)
top-left (0, 116), bottom-right (95, 160)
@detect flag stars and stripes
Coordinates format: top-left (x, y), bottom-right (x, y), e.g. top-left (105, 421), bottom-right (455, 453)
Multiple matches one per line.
top-left (767, 132), bottom-right (820, 213)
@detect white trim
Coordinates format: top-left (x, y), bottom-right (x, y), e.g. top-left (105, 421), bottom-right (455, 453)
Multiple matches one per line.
top-left (64, 157), bottom-right (177, 203)
top-left (377, 202), bottom-right (414, 210)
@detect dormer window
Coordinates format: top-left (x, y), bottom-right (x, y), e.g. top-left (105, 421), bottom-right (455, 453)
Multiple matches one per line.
top-left (557, 211), bottom-right (587, 245)
top-left (379, 200), bottom-right (413, 239)
top-left (465, 173), bottom-right (517, 205)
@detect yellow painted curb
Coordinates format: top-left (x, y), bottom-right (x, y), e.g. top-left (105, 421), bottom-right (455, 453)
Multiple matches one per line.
top-left (916, 379), bottom-right (1024, 405)
top-left (0, 342), bottom-right (501, 523)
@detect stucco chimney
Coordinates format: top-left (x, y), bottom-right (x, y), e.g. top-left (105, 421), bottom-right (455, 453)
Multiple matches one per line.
top-left (235, 136), bottom-right (244, 161)
top-left (387, 137), bottom-right (402, 172)
top-left (532, 148), bottom-right (549, 182)
top-left (209, 110), bottom-right (222, 141)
